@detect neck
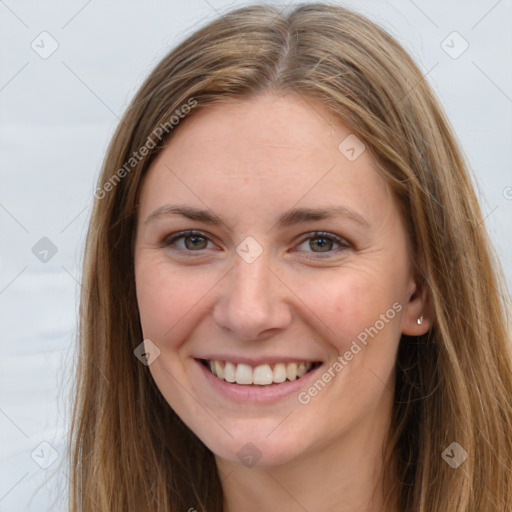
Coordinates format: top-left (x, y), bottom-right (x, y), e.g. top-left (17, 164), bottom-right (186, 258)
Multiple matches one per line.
top-left (216, 399), bottom-right (398, 512)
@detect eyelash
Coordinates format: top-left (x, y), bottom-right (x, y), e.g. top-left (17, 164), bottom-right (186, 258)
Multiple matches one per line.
top-left (161, 230), bottom-right (352, 257)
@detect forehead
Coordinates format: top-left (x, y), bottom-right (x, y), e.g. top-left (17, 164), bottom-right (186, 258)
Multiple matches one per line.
top-left (137, 92), bottom-right (392, 226)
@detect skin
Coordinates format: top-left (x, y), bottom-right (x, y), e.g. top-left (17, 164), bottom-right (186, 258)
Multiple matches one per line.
top-left (134, 92), bottom-right (431, 512)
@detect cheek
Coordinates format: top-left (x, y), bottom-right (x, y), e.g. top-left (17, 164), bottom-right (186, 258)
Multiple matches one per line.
top-left (134, 257), bottom-right (210, 414)
top-left (134, 255), bottom-right (219, 344)
top-left (135, 262), bottom-right (177, 341)
top-left (301, 266), bottom-right (403, 350)
top-left (300, 270), bottom-right (402, 411)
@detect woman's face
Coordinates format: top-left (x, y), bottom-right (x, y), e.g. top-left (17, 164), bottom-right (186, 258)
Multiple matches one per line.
top-left (134, 92), bottom-right (427, 467)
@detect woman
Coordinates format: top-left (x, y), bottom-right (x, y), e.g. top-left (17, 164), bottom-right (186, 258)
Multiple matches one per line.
top-left (70, 3), bottom-right (512, 511)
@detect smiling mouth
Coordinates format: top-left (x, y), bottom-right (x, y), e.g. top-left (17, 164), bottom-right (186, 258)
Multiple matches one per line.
top-left (199, 359), bottom-right (321, 386)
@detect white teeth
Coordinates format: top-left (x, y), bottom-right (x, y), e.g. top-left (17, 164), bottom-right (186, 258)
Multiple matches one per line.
top-left (214, 360), bottom-right (224, 379)
top-left (273, 363), bottom-right (287, 383)
top-left (286, 362), bottom-right (297, 381)
top-left (297, 362), bottom-right (308, 378)
top-left (253, 364), bottom-right (273, 385)
top-left (235, 363), bottom-right (253, 385)
top-left (224, 361), bottom-right (236, 383)
top-left (205, 360), bottom-right (315, 385)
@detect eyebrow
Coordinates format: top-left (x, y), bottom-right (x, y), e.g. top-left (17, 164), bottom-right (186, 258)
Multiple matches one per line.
top-left (144, 204), bottom-right (371, 229)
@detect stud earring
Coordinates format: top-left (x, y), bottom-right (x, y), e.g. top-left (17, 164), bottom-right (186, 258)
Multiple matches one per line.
top-left (417, 314), bottom-right (423, 325)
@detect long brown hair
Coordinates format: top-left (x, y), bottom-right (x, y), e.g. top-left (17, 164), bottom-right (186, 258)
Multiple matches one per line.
top-left (70, 3), bottom-right (512, 511)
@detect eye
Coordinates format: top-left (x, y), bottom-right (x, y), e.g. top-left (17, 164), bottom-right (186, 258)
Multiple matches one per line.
top-left (162, 230), bottom-right (214, 251)
top-left (161, 230), bottom-right (351, 257)
top-left (295, 232), bottom-right (351, 255)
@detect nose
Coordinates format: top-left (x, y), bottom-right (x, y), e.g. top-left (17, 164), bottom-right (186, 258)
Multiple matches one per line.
top-left (212, 253), bottom-right (292, 340)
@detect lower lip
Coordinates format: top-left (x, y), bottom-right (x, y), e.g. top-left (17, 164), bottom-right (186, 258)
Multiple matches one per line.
top-left (195, 359), bottom-right (323, 403)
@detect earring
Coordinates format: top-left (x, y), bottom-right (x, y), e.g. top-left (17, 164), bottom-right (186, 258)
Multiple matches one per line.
top-left (417, 314), bottom-right (423, 325)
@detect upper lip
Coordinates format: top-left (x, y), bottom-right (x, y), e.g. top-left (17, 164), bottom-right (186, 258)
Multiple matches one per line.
top-left (195, 355), bottom-right (323, 366)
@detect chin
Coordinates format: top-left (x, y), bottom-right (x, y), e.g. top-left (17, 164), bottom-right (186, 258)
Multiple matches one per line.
top-left (197, 423), bottom-right (315, 469)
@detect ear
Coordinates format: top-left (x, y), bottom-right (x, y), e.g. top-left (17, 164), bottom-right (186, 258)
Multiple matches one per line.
top-left (401, 271), bottom-right (433, 336)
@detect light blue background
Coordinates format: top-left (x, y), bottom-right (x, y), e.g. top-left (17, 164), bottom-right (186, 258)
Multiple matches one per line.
top-left (1, 0), bottom-right (511, 510)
